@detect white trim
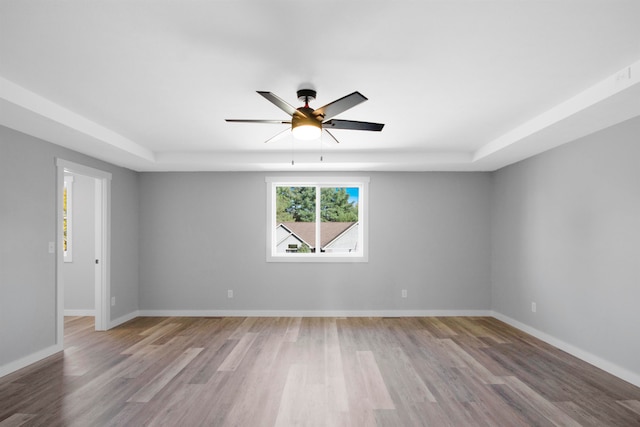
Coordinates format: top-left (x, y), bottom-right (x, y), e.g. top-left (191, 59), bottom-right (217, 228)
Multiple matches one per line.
top-left (492, 311), bottom-right (640, 388)
top-left (64, 309), bottom-right (96, 317)
top-left (138, 309), bottom-right (492, 318)
top-left (0, 344), bottom-right (62, 379)
top-left (56, 158), bottom-right (112, 341)
top-left (265, 176), bottom-right (371, 185)
top-left (109, 310), bottom-right (140, 329)
top-left (94, 177), bottom-right (111, 331)
top-left (56, 159), bottom-right (112, 180)
top-left (56, 164), bottom-right (65, 347)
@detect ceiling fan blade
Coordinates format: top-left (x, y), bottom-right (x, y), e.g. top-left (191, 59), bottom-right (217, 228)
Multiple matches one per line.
top-left (323, 119), bottom-right (384, 131)
top-left (264, 128), bottom-right (290, 143)
top-left (225, 119), bottom-right (292, 124)
top-left (313, 91), bottom-right (367, 120)
top-left (257, 91), bottom-right (300, 117)
top-left (323, 129), bottom-right (340, 144)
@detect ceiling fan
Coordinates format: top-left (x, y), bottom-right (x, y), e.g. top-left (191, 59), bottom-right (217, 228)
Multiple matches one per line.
top-left (226, 89), bottom-right (384, 143)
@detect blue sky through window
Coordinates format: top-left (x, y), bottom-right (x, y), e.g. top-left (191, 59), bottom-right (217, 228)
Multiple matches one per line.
top-left (346, 187), bottom-right (359, 205)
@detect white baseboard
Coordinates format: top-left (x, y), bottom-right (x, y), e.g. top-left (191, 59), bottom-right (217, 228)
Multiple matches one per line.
top-left (109, 310), bottom-right (140, 329)
top-left (0, 344), bottom-right (63, 379)
top-left (0, 310), bottom-right (138, 379)
top-left (64, 309), bottom-right (95, 317)
top-left (137, 309), bottom-right (493, 318)
top-left (492, 311), bottom-right (640, 388)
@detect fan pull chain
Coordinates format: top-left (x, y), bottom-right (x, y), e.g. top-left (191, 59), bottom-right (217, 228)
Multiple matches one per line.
top-left (291, 137), bottom-right (295, 166)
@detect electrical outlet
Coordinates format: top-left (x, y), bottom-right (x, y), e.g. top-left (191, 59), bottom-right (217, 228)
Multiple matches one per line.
top-left (401, 289), bottom-right (407, 298)
top-left (48, 242), bottom-right (55, 254)
top-left (531, 302), bottom-right (536, 313)
top-left (111, 296), bottom-right (116, 306)
top-left (228, 290), bottom-right (233, 299)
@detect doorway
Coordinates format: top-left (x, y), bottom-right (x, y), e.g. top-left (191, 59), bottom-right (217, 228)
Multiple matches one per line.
top-left (56, 159), bottom-right (111, 346)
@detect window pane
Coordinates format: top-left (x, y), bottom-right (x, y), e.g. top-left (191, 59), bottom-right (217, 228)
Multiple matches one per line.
top-left (275, 186), bottom-right (316, 253)
top-left (320, 187), bottom-right (359, 253)
top-left (63, 175), bottom-right (73, 262)
top-left (267, 177), bottom-right (368, 262)
top-left (63, 186), bottom-right (68, 252)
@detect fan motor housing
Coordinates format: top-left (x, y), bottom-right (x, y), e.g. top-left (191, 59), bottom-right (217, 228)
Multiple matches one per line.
top-left (292, 106), bottom-right (321, 127)
top-left (297, 89), bottom-right (317, 102)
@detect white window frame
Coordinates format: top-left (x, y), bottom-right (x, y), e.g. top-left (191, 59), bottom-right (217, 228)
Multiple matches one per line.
top-left (266, 176), bottom-right (369, 263)
top-left (63, 174), bottom-right (74, 262)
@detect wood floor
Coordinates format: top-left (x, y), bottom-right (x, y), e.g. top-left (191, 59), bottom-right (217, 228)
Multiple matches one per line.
top-left (1, 316), bottom-right (639, 426)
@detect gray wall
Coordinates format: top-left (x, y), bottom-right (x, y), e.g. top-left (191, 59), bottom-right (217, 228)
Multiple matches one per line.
top-left (3, 115), bottom-right (640, 383)
top-left (0, 125), bottom-right (140, 367)
top-left (492, 116), bottom-right (640, 377)
top-left (138, 172), bottom-right (493, 312)
top-left (62, 173), bottom-right (95, 312)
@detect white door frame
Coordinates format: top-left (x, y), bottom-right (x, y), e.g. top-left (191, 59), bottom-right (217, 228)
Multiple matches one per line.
top-left (56, 159), bottom-right (112, 344)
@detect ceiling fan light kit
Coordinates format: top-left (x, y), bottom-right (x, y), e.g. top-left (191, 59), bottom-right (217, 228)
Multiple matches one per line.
top-left (291, 116), bottom-right (322, 140)
top-left (292, 91), bottom-right (322, 140)
top-left (226, 87), bottom-right (384, 143)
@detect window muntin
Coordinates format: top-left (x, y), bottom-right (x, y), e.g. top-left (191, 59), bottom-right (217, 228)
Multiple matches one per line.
top-left (267, 177), bottom-right (368, 262)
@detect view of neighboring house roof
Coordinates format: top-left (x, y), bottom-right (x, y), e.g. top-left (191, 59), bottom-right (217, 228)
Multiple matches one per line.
top-left (278, 222), bottom-right (357, 249)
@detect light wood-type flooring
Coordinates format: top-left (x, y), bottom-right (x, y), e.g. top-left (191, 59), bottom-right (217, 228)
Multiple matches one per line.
top-left (1, 316), bottom-right (639, 426)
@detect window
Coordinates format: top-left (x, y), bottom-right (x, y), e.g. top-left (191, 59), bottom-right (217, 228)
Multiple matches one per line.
top-left (266, 177), bottom-right (369, 262)
top-left (63, 174), bottom-right (73, 262)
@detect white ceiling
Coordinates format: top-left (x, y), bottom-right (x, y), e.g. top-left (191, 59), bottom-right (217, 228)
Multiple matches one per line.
top-left (1, 1), bottom-right (639, 172)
